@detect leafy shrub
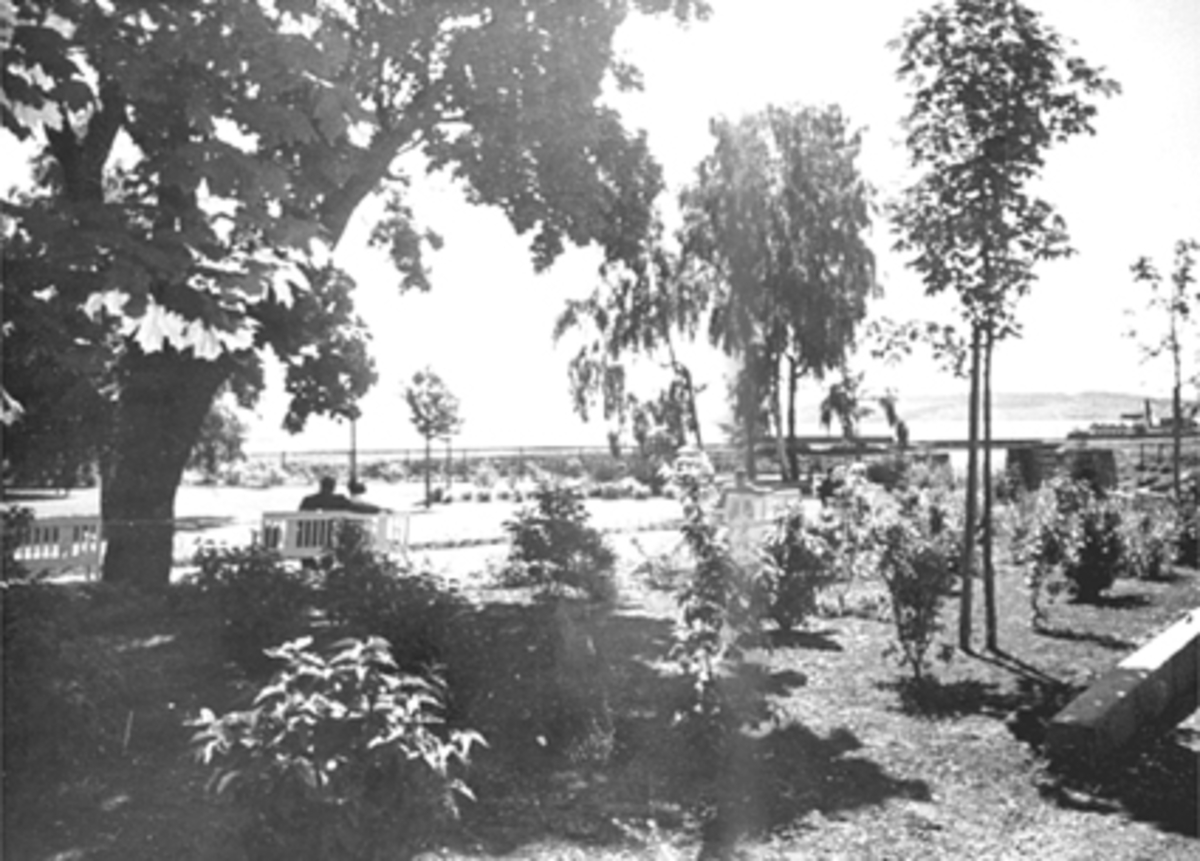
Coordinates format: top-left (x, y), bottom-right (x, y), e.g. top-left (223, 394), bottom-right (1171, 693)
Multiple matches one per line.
top-left (561, 456), bottom-right (586, 479)
top-left (757, 508), bottom-right (840, 632)
top-left (318, 528), bottom-right (470, 676)
top-left (222, 459), bottom-right (289, 488)
top-left (1012, 477), bottom-right (1127, 612)
top-left (190, 636), bottom-right (483, 861)
top-left (628, 446), bottom-right (672, 495)
top-left (864, 456), bottom-right (909, 491)
top-left (873, 490), bottom-right (960, 685)
top-left (360, 459), bottom-right (409, 482)
top-left (585, 456), bottom-right (625, 484)
top-left (1122, 502), bottom-right (1176, 581)
top-left (472, 460), bottom-right (501, 489)
top-left (499, 483), bottom-right (617, 601)
top-left (667, 448), bottom-right (757, 755)
top-left (819, 465), bottom-right (880, 613)
top-left (1070, 501), bottom-right (1125, 602)
top-left (1010, 488), bottom-right (1072, 629)
top-left (192, 543), bottom-right (314, 672)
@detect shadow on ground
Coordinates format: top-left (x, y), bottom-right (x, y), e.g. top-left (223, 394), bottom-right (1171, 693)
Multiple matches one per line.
top-left (1035, 625), bottom-right (1135, 651)
top-left (1038, 727), bottom-right (1200, 837)
top-left (921, 646), bottom-right (1200, 840)
top-left (443, 599), bottom-right (931, 857)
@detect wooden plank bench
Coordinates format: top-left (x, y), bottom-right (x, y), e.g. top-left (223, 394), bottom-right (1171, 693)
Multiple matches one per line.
top-left (1046, 609), bottom-right (1200, 768)
top-left (9, 515), bottom-right (105, 579)
top-left (257, 511), bottom-right (410, 565)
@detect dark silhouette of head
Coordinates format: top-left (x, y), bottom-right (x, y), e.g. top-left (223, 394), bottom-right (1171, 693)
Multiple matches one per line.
top-left (318, 476), bottom-right (337, 494)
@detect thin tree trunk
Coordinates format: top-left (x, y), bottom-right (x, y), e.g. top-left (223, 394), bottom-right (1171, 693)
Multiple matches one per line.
top-left (742, 356), bottom-right (757, 481)
top-left (665, 344), bottom-right (703, 450)
top-left (959, 322), bottom-right (982, 652)
top-left (1172, 381), bottom-right (1182, 503)
top-left (786, 356), bottom-right (799, 483)
top-left (101, 349), bottom-right (229, 587)
top-left (424, 435), bottom-right (432, 507)
top-left (983, 320), bottom-right (998, 652)
top-left (770, 358), bottom-right (788, 483)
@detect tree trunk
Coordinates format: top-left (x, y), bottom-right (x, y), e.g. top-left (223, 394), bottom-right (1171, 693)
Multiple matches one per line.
top-left (982, 320), bottom-right (998, 652)
top-left (675, 361), bottom-right (704, 449)
top-left (786, 357), bottom-right (799, 482)
top-left (770, 359), bottom-right (788, 484)
top-left (101, 349), bottom-right (229, 587)
top-left (959, 323), bottom-right (982, 652)
top-left (424, 434), bottom-right (432, 507)
top-left (1172, 382), bottom-right (1182, 504)
top-left (741, 356), bottom-right (757, 481)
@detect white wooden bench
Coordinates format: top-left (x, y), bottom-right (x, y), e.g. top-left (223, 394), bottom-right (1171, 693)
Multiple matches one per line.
top-left (257, 511), bottom-right (410, 564)
top-left (9, 515), bottom-right (105, 579)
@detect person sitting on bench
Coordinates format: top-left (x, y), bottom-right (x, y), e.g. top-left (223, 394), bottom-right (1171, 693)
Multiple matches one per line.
top-left (299, 476), bottom-right (385, 514)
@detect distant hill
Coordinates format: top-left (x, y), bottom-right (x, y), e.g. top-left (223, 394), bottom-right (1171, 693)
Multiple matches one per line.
top-left (898, 391), bottom-right (1176, 426)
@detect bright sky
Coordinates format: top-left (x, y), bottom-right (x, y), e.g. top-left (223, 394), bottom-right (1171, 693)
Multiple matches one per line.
top-left (5, 1), bottom-right (1198, 453)
top-left (267, 0), bottom-right (1199, 454)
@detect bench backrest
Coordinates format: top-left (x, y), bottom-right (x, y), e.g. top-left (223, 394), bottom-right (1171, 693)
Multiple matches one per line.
top-left (9, 516), bottom-right (104, 579)
top-left (259, 511), bottom-right (410, 562)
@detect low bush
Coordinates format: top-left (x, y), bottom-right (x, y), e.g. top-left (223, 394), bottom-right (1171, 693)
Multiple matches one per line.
top-left (190, 636), bottom-right (483, 861)
top-left (1122, 502), bottom-right (1176, 581)
top-left (757, 508), bottom-right (840, 632)
top-left (585, 456), bottom-right (625, 485)
top-left (1071, 501), bottom-right (1125, 601)
top-left (472, 460), bottom-right (501, 489)
top-left (499, 483), bottom-right (617, 602)
top-left (818, 465), bottom-right (881, 613)
top-left (318, 528), bottom-right (470, 675)
top-left (1011, 489), bottom-right (1072, 629)
top-left (873, 490), bottom-right (960, 687)
top-left (191, 543), bottom-right (314, 673)
top-left (222, 460), bottom-right (289, 488)
top-left (1012, 477), bottom-right (1128, 613)
top-left (864, 456), bottom-right (909, 491)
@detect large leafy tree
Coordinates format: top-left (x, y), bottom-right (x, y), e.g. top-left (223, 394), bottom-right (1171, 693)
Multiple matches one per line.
top-left (891, 0), bottom-right (1118, 650)
top-left (1128, 238), bottom-right (1200, 504)
top-left (2, 0), bottom-right (709, 587)
top-left (679, 104), bottom-right (877, 479)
